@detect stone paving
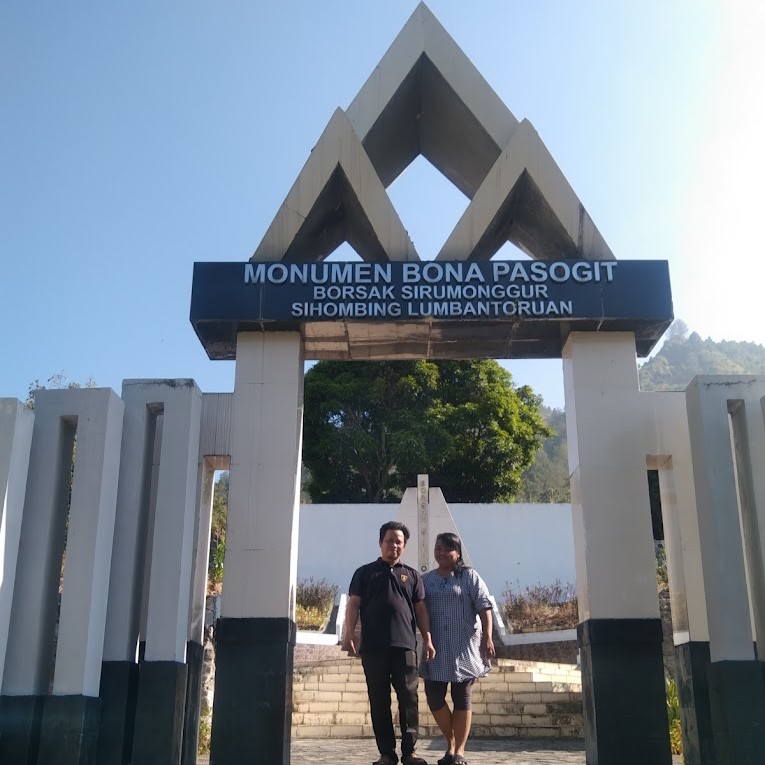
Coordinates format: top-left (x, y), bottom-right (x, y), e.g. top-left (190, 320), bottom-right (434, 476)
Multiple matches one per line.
top-left (198, 737), bottom-right (684, 764)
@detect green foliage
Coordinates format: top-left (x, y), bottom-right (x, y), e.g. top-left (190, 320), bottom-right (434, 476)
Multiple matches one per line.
top-left (208, 472), bottom-right (228, 593)
top-left (302, 359), bottom-right (552, 503)
top-left (666, 677), bottom-right (683, 756)
top-left (296, 577), bottom-right (338, 611)
top-left (296, 577), bottom-right (338, 630)
top-left (517, 406), bottom-right (570, 502)
top-left (639, 319), bottom-right (765, 392)
top-left (502, 580), bottom-right (578, 633)
top-left (26, 372), bottom-right (97, 408)
top-left (295, 605), bottom-right (330, 630)
top-left (656, 541), bottom-right (668, 590)
top-left (197, 717), bottom-right (211, 755)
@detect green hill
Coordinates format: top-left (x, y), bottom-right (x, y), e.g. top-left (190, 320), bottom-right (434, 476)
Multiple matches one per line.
top-left (639, 320), bottom-right (765, 391)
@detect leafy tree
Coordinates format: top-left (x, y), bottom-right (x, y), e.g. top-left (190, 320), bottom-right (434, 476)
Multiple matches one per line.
top-left (302, 360), bottom-right (552, 503)
top-left (517, 406), bottom-right (570, 502)
top-left (208, 472), bottom-right (228, 592)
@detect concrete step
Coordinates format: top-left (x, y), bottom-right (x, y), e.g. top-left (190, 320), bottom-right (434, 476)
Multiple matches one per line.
top-left (291, 657), bottom-right (583, 739)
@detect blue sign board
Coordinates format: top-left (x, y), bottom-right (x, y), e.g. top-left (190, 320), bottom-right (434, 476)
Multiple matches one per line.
top-left (190, 259), bottom-right (672, 360)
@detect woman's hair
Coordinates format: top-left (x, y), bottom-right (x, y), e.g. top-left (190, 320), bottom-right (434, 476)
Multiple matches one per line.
top-left (435, 532), bottom-right (466, 574)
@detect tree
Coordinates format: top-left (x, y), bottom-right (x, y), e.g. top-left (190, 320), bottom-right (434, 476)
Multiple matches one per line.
top-left (302, 360), bottom-right (552, 503)
top-left (517, 406), bottom-right (570, 503)
top-left (639, 319), bottom-right (765, 392)
top-left (26, 371), bottom-right (96, 408)
top-left (208, 472), bottom-right (228, 592)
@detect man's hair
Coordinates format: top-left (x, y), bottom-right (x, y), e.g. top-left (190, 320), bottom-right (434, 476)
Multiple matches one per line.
top-left (379, 520), bottom-right (410, 544)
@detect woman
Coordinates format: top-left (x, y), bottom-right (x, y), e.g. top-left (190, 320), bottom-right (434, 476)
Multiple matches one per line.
top-left (420, 532), bottom-right (495, 765)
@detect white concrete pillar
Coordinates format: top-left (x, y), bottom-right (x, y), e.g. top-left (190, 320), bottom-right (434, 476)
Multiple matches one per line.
top-left (644, 391), bottom-right (709, 644)
top-left (188, 393), bottom-right (232, 645)
top-left (685, 377), bottom-right (761, 662)
top-left (180, 393), bottom-right (231, 765)
top-left (3, 388), bottom-right (123, 696)
top-left (562, 332), bottom-right (670, 764)
top-left (127, 379), bottom-right (202, 765)
top-left (1, 388), bottom-right (123, 765)
top-left (143, 383), bottom-right (202, 662)
top-left (220, 333), bottom-right (304, 619)
top-left (53, 390), bottom-right (124, 697)
top-left (644, 390), bottom-right (714, 765)
top-left (563, 333), bottom-right (658, 621)
top-left (684, 376), bottom-right (765, 763)
top-left (211, 332), bottom-right (304, 765)
top-left (0, 399), bottom-right (34, 690)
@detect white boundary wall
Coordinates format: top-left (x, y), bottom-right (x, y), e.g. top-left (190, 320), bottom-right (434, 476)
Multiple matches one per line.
top-left (297, 502), bottom-right (575, 602)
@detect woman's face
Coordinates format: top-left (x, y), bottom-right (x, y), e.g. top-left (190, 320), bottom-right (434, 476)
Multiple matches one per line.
top-left (434, 540), bottom-right (460, 570)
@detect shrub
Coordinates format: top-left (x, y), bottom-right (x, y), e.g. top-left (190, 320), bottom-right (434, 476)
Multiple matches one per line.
top-left (666, 677), bottom-right (683, 756)
top-left (296, 577), bottom-right (338, 630)
top-left (502, 579), bottom-right (578, 633)
top-left (197, 717), bottom-right (211, 755)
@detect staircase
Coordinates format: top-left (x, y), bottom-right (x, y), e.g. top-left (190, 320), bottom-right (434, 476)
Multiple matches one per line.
top-left (292, 656), bottom-right (583, 739)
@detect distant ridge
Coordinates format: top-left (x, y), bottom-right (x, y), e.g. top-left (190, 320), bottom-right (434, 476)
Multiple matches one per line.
top-left (639, 320), bottom-right (765, 392)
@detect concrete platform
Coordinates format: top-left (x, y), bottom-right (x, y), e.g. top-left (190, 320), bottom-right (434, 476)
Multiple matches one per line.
top-left (197, 737), bottom-right (684, 764)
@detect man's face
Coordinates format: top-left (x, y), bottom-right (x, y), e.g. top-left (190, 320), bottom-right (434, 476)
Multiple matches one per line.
top-left (379, 529), bottom-right (406, 564)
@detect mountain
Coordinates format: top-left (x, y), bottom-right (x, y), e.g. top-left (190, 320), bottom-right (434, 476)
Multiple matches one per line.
top-left (638, 320), bottom-right (765, 391)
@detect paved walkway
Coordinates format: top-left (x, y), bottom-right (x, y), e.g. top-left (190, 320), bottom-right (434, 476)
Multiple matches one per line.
top-left (198, 738), bottom-right (683, 764)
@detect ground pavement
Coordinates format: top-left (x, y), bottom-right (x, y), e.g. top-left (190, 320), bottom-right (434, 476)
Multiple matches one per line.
top-left (197, 737), bottom-right (684, 764)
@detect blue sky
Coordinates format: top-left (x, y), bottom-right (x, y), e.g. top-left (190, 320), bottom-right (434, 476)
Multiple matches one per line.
top-left (2, 2), bottom-right (763, 410)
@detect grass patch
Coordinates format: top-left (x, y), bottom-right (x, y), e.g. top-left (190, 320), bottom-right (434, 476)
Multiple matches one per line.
top-left (502, 579), bottom-right (578, 633)
top-left (296, 577), bottom-right (338, 631)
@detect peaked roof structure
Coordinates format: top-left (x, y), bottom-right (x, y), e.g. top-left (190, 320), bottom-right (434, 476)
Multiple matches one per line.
top-left (252, 2), bottom-right (614, 264)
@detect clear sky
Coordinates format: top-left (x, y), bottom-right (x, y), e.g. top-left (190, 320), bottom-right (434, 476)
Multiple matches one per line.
top-left (2, 1), bottom-right (763, 410)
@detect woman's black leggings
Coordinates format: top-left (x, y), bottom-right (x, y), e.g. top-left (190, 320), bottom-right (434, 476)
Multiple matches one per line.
top-left (424, 678), bottom-right (476, 711)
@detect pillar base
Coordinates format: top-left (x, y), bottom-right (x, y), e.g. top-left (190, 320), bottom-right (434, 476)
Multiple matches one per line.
top-left (674, 641), bottom-right (714, 765)
top-left (578, 618), bottom-right (671, 764)
top-left (210, 617), bottom-right (295, 765)
top-left (130, 660), bottom-right (187, 765)
top-left (708, 660), bottom-right (765, 764)
top-left (0, 695), bottom-right (44, 765)
top-left (37, 695), bottom-right (100, 765)
top-left (96, 660), bottom-right (139, 765)
top-left (180, 640), bottom-right (205, 765)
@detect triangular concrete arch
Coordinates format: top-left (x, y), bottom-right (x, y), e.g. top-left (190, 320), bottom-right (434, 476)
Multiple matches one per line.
top-left (253, 2), bottom-right (613, 265)
top-left (437, 119), bottom-right (614, 261)
top-left (346, 2), bottom-right (518, 197)
top-left (251, 109), bottom-right (418, 263)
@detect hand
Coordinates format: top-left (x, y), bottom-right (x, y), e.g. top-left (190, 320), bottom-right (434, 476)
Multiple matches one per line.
top-left (423, 639), bottom-right (436, 663)
top-left (342, 638), bottom-right (358, 656)
top-left (481, 635), bottom-right (495, 660)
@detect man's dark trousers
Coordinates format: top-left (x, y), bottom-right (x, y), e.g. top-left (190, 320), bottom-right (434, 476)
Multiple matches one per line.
top-left (361, 647), bottom-right (419, 760)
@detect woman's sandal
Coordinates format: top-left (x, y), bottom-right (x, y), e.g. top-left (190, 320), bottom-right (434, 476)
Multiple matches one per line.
top-left (437, 754), bottom-right (455, 765)
top-left (453, 756), bottom-right (468, 765)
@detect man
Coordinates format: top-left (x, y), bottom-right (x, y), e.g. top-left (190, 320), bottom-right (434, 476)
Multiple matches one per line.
top-left (343, 521), bottom-right (436, 765)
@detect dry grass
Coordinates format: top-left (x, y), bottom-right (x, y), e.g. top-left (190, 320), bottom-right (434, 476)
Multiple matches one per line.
top-left (502, 580), bottom-right (578, 633)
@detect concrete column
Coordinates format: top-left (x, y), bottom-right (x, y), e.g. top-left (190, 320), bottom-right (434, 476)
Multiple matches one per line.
top-left (1, 389), bottom-right (124, 765)
top-left (563, 332), bottom-right (670, 765)
top-left (210, 333), bottom-right (304, 765)
top-left (645, 391), bottom-right (714, 765)
top-left (127, 380), bottom-right (202, 765)
top-left (685, 376), bottom-right (765, 763)
top-left (180, 393), bottom-right (231, 765)
top-left (0, 400), bottom-right (34, 691)
top-left (97, 384), bottom-right (161, 765)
